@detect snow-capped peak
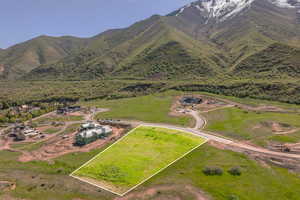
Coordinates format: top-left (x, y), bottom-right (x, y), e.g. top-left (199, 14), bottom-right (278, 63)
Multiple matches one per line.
top-left (175, 0), bottom-right (255, 22)
top-left (175, 0), bottom-right (300, 22)
top-left (269, 0), bottom-right (300, 8)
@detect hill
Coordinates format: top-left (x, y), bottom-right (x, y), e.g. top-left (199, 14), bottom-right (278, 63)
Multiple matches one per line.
top-left (23, 0), bottom-right (300, 81)
top-left (0, 35), bottom-right (90, 79)
top-left (232, 43), bottom-right (300, 78)
top-left (25, 16), bottom-right (226, 80)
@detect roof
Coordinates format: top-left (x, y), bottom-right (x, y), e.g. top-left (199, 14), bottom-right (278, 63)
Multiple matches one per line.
top-left (78, 125), bottom-right (112, 138)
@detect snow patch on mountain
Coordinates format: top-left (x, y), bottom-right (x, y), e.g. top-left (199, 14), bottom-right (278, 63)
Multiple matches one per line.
top-left (175, 0), bottom-right (300, 21)
top-left (269, 0), bottom-right (300, 8)
top-left (175, 0), bottom-right (255, 22)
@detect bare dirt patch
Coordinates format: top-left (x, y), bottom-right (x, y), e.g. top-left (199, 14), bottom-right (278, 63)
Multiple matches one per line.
top-left (0, 136), bottom-right (11, 150)
top-left (171, 95), bottom-right (231, 114)
top-left (18, 127), bottom-right (124, 162)
top-left (268, 142), bottom-right (300, 155)
top-left (209, 141), bottom-right (300, 173)
top-left (116, 184), bottom-right (210, 200)
top-left (0, 194), bottom-right (27, 200)
top-left (0, 64), bottom-right (5, 74)
top-left (0, 181), bottom-right (16, 192)
top-left (258, 121), bottom-right (298, 135)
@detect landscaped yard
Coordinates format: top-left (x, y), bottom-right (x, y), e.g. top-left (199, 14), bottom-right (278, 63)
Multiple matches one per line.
top-left (71, 126), bottom-right (206, 195)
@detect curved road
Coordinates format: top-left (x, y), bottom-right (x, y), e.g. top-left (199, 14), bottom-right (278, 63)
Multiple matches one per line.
top-left (131, 109), bottom-right (300, 159)
top-left (1, 108), bottom-right (300, 159)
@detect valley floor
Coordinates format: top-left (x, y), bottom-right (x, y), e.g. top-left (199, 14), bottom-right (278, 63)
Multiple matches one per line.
top-left (1, 90), bottom-right (300, 200)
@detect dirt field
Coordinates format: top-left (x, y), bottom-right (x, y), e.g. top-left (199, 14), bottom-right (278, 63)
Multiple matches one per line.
top-left (0, 64), bottom-right (5, 74)
top-left (0, 109), bottom-right (125, 163)
top-left (209, 140), bottom-right (300, 173)
top-left (18, 126), bottom-right (124, 162)
top-left (115, 184), bottom-right (210, 200)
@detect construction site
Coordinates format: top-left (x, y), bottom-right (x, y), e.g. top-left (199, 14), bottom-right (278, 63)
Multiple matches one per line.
top-left (0, 107), bottom-right (129, 162)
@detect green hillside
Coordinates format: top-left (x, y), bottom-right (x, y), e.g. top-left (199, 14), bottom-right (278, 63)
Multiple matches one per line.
top-left (232, 43), bottom-right (300, 78)
top-left (0, 36), bottom-right (89, 80)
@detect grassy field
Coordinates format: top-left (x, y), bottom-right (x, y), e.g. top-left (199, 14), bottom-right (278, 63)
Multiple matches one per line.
top-left (146, 144), bottom-right (300, 200)
top-left (196, 91), bottom-right (300, 110)
top-left (72, 126), bottom-right (206, 194)
top-left (60, 123), bottom-right (81, 135)
top-left (2, 89), bottom-right (300, 199)
top-left (1, 143), bottom-right (300, 199)
top-left (34, 115), bottom-right (84, 125)
top-left (43, 127), bottom-right (62, 134)
top-left (80, 92), bottom-right (191, 126)
top-left (203, 107), bottom-right (300, 146)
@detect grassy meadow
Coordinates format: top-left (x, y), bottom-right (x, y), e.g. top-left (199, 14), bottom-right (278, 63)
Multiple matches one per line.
top-left (72, 126), bottom-right (206, 194)
top-left (146, 144), bottom-right (300, 200)
top-left (81, 92), bottom-right (191, 126)
top-left (203, 107), bottom-right (300, 146)
top-left (1, 141), bottom-right (300, 199)
top-left (2, 88), bottom-right (300, 199)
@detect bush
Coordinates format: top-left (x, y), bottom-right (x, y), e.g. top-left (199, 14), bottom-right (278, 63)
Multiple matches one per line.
top-left (228, 195), bottom-right (239, 200)
top-left (228, 167), bottom-right (242, 176)
top-left (203, 166), bottom-right (223, 176)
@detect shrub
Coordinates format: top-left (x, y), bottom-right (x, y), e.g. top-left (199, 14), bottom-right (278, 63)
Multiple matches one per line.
top-left (228, 167), bottom-right (242, 176)
top-left (228, 195), bottom-right (239, 200)
top-left (203, 166), bottom-right (223, 176)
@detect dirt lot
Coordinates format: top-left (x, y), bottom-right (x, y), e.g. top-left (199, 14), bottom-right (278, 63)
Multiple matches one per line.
top-left (171, 95), bottom-right (232, 114)
top-left (209, 141), bottom-right (300, 173)
top-left (18, 126), bottom-right (124, 162)
top-left (0, 109), bottom-right (126, 163)
top-left (115, 184), bottom-right (210, 200)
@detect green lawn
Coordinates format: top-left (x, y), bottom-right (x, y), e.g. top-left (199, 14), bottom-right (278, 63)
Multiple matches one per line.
top-left (80, 93), bottom-right (191, 126)
top-left (1, 141), bottom-right (300, 199)
top-left (203, 107), bottom-right (300, 146)
top-left (72, 126), bottom-right (206, 194)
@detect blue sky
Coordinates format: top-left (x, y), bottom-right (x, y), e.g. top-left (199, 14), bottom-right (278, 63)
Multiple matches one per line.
top-left (0, 0), bottom-right (194, 49)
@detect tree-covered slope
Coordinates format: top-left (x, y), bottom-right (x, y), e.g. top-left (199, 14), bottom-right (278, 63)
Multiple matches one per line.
top-left (25, 16), bottom-right (226, 80)
top-left (0, 35), bottom-right (89, 80)
top-left (9, 0), bottom-right (300, 81)
top-left (232, 43), bottom-right (300, 78)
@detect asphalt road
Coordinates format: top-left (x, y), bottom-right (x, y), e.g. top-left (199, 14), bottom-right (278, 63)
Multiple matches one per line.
top-left (134, 109), bottom-right (300, 159)
top-left (2, 108), bottom-right (300, 159)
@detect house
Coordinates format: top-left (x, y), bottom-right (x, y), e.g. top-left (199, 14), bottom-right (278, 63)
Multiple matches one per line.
top-left (77, 126), bottom-right (112, 138)
top-left (74, 122), bottom-right (112, 146)
top-left (10, 124), bottom-right (40, 141)
top-left (180, 97), bottom-right (202, 105)
top-left (57, 106), bottom-right (81, 115)
top-left (23, 129), bottom-right (40, 137)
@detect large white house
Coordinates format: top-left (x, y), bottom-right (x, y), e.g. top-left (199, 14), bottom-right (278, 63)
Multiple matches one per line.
top-left (78, 125), bottom-right (112, 138)
top-left (78, 122), bottom-right (112, 139)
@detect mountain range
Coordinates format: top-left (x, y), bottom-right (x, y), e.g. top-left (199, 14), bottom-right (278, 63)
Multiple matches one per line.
top-left (1, 0), bottom-right (299, 81)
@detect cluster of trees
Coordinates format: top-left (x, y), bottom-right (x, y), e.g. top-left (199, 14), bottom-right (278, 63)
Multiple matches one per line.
top-left (172, 82), bottom-right (300, 104)
top-left (0, 102), bottom-right (58, 124)
top-left (202, 166), bottom-right (242, 176)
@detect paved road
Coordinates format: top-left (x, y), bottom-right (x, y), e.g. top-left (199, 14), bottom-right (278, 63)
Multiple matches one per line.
top-left (139, 123), bottom-right (300, 159)
top-left (2, 108), bottom-right (300, 159)
top-left (121, 109), bottom-right (300, 159)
